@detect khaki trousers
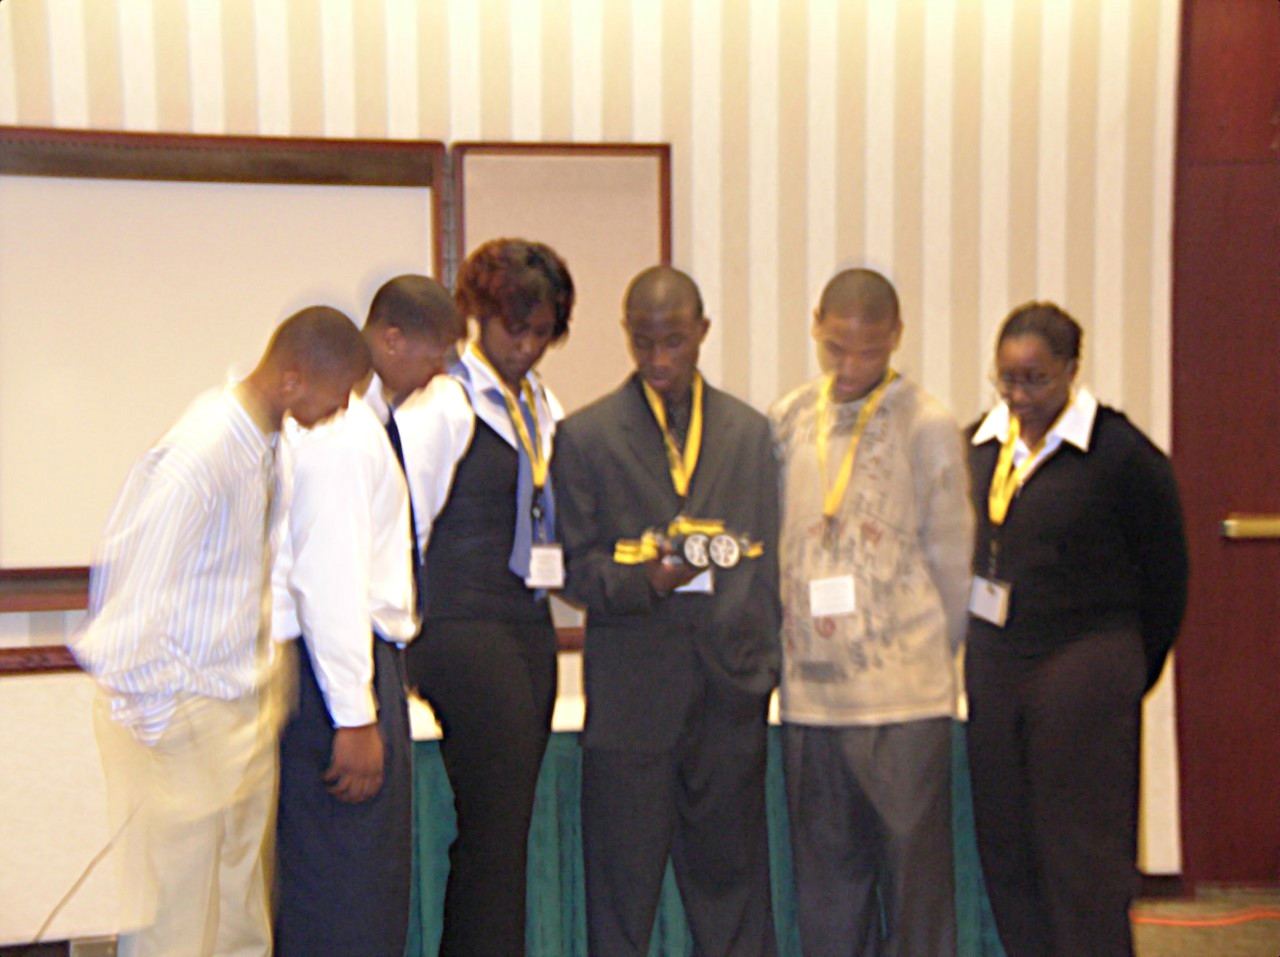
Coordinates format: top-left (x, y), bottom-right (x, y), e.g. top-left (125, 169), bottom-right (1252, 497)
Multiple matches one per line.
top-left (95, 691), bottom-right (277, 957)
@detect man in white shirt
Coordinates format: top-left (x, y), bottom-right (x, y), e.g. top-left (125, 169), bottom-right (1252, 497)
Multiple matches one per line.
top-left (272, 276), bottom-right (463, 957)
top-left (73, 307), bottom-right (370, 957)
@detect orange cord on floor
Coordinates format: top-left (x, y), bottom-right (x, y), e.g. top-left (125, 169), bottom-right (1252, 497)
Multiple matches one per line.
top-left (1133, 907), bottom-right (1280, 928)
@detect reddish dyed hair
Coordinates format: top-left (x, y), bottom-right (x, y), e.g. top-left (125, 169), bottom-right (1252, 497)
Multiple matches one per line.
top-left (455, 238), bottom-right (575, 342)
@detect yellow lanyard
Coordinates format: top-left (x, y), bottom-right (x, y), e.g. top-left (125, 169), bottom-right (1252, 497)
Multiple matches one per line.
top-left (987, 414), bottom-right (1046, 527)
top-left (816, 370), bottom-right (897, 520)
top-left (641, 373), bottom-right (704, 499)
top-left (469, 344), bottom-right (548, 491)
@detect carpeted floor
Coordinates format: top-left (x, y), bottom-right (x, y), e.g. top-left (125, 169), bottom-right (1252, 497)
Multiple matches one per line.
top-left (6, 889), bottom-right (1280, 956)
top-left (1134, 888), bottom-right (1280, 957)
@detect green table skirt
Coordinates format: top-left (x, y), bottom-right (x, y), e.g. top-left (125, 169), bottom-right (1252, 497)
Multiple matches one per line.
top-left (407, 724), bottom-right (1006, 957)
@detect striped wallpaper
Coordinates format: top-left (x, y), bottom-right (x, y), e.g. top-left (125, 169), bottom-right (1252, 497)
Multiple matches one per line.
top-left (0, 0), bottom-right (1184, 869)
top-left (0, 0), bottom-right (1179, 434)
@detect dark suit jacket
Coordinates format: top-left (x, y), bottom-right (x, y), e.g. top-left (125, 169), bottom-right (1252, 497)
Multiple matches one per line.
top-left (553, 373), bottom-right (781, 751)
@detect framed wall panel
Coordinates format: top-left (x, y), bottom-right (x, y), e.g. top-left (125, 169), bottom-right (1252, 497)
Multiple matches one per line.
top-left (0, 128), bottom-right (446, 572)
top-left (453, 143), bottom-right (671, 415)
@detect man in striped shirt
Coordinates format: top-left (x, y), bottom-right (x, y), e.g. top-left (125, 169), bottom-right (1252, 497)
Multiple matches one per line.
top-left (72, 306), bottom-right (369, 957)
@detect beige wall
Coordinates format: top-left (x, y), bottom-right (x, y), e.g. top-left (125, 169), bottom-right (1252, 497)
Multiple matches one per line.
top-left (0, 0), bottom-right (1183, 870)
top-left (0, 0), bottom-right (1179, 429)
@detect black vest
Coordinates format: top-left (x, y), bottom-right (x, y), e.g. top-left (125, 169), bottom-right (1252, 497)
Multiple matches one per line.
top-left (422, 419), bottom-right (549, 623)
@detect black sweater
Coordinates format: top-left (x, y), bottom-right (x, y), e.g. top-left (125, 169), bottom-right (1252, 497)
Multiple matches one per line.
top-left (967, 406), bottom-right (1188, 690)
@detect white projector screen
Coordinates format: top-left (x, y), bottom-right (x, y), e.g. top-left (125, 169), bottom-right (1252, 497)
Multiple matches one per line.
top-left (0, 131), bottom-right (444, 568)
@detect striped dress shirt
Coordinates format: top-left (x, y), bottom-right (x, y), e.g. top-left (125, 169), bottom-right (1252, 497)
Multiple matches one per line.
top-left (72, 388), bottom-right (278, 744)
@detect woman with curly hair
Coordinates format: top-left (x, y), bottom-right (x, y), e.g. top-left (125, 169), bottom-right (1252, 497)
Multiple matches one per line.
top-left (399, 238), bottom-right (575, 957)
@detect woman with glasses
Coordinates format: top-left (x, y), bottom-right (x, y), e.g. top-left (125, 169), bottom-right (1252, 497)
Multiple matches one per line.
top-left (965, 302), bottom-right (1188, 957)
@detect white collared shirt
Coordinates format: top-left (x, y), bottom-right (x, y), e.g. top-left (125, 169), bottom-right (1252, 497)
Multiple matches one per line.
top-left (971, 387), bottom-right (1099, 483)
top-left (73, 387), bottom-right (278, 744)
top-left (393, 343), bottom-right (563, 553)
top-left (271, 377), bottom-right (417, 727)
top-left (361, 370), bottom-right (394, 426)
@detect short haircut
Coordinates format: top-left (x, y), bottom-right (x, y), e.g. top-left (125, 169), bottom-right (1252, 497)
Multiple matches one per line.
top-left (817, 268), bottom-right (899, 324)
top-left (455, 238), bottom-right (575, 342)
top-left (624, 265), bottom-right (704, 318)
top-left (367, 274), bottom-right (465, 343)
top-left (266, 306), bottom-right (370, 380)
top-left (998, 301), bottom-right (1083, 361)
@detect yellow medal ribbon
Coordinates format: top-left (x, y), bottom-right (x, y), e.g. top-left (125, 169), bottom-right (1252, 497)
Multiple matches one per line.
top-left (816, 370), bottom-right (898, 522)
top-left (614, 377), bottom-right (764, 564)
top-left (641, 372), bottom-right (703, 499)
top-left (987, 402), bottom-right (1075, 526)
top-left (469, 344), bottom-right (548, 491)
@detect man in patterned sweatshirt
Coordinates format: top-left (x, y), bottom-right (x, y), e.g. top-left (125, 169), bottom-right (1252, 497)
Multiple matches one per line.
top-left (769, 268), bottom-right (973, 957)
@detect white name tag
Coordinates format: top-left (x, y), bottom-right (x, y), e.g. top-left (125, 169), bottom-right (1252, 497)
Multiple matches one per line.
top-left (525, 544), bottom-right (565, 590)
top-left (810, 575), bottom-right (856, 618)
top-left (676, 569), bottom-right (714, 594)
top-left (969, 576), bottom-right (1011, 626)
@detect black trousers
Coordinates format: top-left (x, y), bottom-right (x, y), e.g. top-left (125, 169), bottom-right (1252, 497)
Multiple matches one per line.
top-left (274, 635), bottom-right (412, 957)
top-left (965, 628), bottom-right (1145, 957)
top-left (409, 616), bottom-right (557, 957)
top-left (783, 719), bottom-right (955, 957)
top-left (582, 675), bottom-right (778, 957)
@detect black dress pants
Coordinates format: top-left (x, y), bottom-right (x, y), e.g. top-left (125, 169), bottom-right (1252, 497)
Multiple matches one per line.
top-left (275, 635), bottom-right (412, 957)
top-left (783, 719), bottom-right (955, 957)
top-left (582, 674), bottom-right (778, 957)
top-left (965, 628), bottom-right (1146, 957)
top-left (410, 616), bottom-right (557, 957)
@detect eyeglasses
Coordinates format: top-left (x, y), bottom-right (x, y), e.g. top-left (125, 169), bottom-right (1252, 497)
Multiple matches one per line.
top-left (991, 366), bottom-right (1065, 395)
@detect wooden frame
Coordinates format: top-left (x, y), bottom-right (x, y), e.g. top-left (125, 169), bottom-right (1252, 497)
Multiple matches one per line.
top-left (0, 629), bottom-right (580, 676)
top-left (0, 643), bottom-right (79, 676)
top-left (0, 566), bottom-right (89, 614)
top-left (0, 126), bottom-right (447, 196)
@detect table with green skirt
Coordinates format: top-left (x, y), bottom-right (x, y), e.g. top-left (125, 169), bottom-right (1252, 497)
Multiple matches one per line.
top-left (405, 724), bottom-right (1006, 957)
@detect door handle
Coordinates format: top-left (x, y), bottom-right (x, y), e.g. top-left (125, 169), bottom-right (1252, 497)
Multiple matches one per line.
top-left (1220, 514), bottom-right (1280, 540)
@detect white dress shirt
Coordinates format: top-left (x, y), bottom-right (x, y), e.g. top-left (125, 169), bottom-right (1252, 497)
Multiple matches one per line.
top-left (271, 376), bottom-right (417, 728)
top-left (970, 387), bottom-right (1099, 477)
top-left (394, 344), bottom-right (563, 554)
top-left (73, 387), bottom-right (278, 744)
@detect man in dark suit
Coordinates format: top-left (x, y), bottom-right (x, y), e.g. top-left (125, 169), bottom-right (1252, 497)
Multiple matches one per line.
top-left (553, 265), bottom-right (782, 957)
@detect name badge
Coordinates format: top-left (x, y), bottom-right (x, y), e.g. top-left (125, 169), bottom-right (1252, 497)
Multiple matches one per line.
top-left (525, 544), bottom-right (565, 590)
top-left (810, 575), bottom-right (856, 618)
top-left (969, 576), bottom-right (1011, 626)
top-left (676, 569), bottom-right (714, 594)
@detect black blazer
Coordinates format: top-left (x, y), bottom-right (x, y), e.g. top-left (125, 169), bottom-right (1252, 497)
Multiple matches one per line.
top-left (553, 374), bottom-right (782, 750)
